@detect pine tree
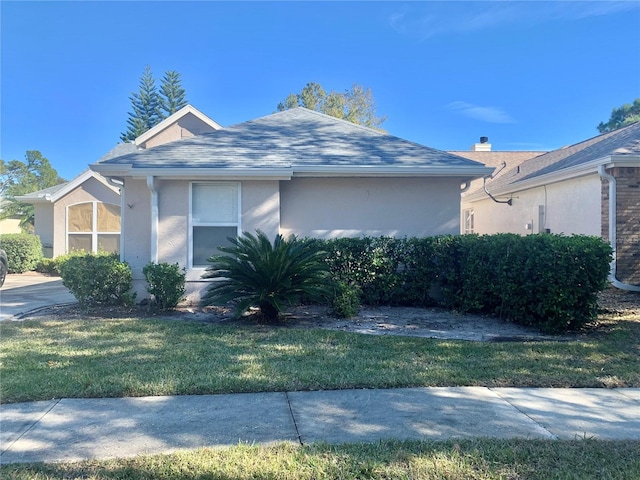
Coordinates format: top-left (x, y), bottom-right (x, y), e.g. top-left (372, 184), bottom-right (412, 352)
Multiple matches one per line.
top-left (159, 70), bottom-right (188, 117)
top-left (120, 66), bottom-right (162, 142)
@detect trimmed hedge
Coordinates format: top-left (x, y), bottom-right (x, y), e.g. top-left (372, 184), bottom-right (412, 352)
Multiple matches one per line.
top-left (315, 234), bottom-right (612, 333)
top-left (0, 233), bottom-right (42, 273)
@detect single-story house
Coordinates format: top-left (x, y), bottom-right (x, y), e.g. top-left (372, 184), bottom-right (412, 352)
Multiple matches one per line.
top-left (450, 137), bottom-right (545, 233)
top-left (0, 200), bottom-right (24, 234)
top-left (91, 107), bottom-right (493, 301)
top-left (462, 121), bottom-right (640, 291)
top-left (18, 105), bottom-right (223, 258)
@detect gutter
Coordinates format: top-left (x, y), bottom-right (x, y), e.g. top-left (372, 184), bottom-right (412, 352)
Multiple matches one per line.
top-left (598, 165), bottom-right (640, 292)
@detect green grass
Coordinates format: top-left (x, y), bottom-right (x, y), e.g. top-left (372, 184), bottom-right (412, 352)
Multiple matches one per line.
top-left (1, 309), bottom-right (639, 477)
top-left (1, 313), bottom-right (638, 404)
top-left (2, 439), bottom-right (639, 479)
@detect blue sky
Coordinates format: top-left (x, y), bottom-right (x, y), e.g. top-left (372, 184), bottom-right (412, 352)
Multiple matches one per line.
top-left (2, 1), bottom-right (639, 180)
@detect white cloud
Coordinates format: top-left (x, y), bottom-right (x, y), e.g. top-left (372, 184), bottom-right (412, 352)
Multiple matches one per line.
top-left (389, 1), bottom-right (638, 40)
top-left (447, 101), bottom-right (515, 124)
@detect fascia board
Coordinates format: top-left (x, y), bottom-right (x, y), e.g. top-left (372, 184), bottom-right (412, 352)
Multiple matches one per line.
top-left (15, 193), bottom-right (53, 204)
top-left (486, 156), bottom-right (613, 197)
top-left (608, 154), bottom-right (640, 167)
top-left (125, 167), bottom-right (293, 180)
top-left (17, 170), bottom-right (95, 204)
top-left (291, 165), bottom-right (494, 177)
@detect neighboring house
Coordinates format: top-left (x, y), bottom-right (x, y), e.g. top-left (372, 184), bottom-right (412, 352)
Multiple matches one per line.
top-left (16, 170), bottom-right (121, 258)
top-left (462, 122), bottom-right (640, 290)
top-left (0, 200), bottom-right (23, 234)
top-left (91, 107), bottom-right (492, 301)
top-left (451, 137), bottom-right (545, 234)
top-left (19, 104), bottom-right (223, 258)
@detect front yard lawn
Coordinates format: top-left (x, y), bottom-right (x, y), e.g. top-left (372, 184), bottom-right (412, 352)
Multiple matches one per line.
top-left (1, 308), bottom-right (638, 404)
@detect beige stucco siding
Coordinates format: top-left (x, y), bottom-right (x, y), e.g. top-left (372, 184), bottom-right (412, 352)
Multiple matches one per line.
top-left (241, 181), bottom-right (280, 238)
top-left (50, 177), bottom-right (121, 257)
top-left (465, 174), bottom-right (602, 236)
top-left (157, 180), bottom-right (189, 266)
top-left (33, 204), bottom-right (54, 256)
top-left (141, 113), bottom-right (220, 149)
top-left (121, 178), bottom-right (152, 278)
top-left (279, 177), bottom-right (462, 238)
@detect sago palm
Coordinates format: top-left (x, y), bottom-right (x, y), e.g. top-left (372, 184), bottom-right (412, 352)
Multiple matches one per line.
top-left (202, 230), bottom-right (332, 322)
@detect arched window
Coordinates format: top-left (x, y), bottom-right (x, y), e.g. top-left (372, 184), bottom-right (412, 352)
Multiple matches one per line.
top-left (67, 202), bottom-right (121, 254)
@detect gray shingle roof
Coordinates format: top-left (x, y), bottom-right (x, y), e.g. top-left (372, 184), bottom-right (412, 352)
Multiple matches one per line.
top-left (468, 121), bottom-right (640, 199)
top-left (97, 142), bottom-right (139, 162)
top-left (92, 108), bottom-right (489, 173)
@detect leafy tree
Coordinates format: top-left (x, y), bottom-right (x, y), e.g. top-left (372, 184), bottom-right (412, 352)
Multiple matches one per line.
top-left (277, 82), bottom-right (387, 129)
top-left (202, 230), bottom-right (332, 322)
top-left (0, 151), bottom-right (65, 232)
top-left (159, 70), bottom-right (188, 117)
top-left (597, 98), bottom-right (640, 133)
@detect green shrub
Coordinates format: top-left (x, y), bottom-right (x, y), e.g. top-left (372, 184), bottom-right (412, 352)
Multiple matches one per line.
top-left (318, 236), bottom-right (438, 308)
top-left (202, 230), bottom-right (332, 322)
top-left (59, 253), bottom-right (135, 307)
top-left (433, 234), bottom-right (612, 333)
top-left (35, 251), bottom-right (86, 275)
top-left (0, 233), bottom-right (42, 273)
top-left (143, 262), bottom-right (186, 311)
top-left (330, 281), bottom-right (361, 318)
top-left (35, 257), bottom-right (59, 275)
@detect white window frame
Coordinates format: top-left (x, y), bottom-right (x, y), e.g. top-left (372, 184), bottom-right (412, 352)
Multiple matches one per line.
top-left (66, 201), bottom-right (121, 254)
top-left (463, 208), bottom-right (474, 234)
top-left (188, 181), bottom-right (241, 270)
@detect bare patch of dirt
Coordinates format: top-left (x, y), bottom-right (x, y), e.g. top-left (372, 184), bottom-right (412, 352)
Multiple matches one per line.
top-left (23, 287), bottom-right (640, 342)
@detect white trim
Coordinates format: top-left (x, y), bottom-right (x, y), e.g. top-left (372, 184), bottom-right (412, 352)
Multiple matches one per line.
top-left (134, 105), bottom-right (223, 146)
top-left (471, 155), bottom-right (640, 201)
top-left (92, 165), bottom-right (492, 180)
top-left (147, 176), bottom-right (158, 263)
top-left (16, 170), bottom-right (120, 204)
top-left (188, 181), bottom-right (241, 269)
top-left (65, 201), bottom-right (121, 254)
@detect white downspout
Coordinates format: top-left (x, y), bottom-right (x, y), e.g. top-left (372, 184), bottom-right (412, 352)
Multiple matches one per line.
top-left (106, 177), bottom-right (125, 262)
top-left (147, 176), bottom-right (158, 264)
top-left (598, 165), bottom-right (640, 291)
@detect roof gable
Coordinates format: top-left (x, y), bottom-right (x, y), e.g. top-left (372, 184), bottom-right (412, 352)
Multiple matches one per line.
top-left (16, 170), bottom-right (119, 204)
top-left (134, 104), bottom-right (223, 148)
top-left (92, 108), bottom-right (492, 178)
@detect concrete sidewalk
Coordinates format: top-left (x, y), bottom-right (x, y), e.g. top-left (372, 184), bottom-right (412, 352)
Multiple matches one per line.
top-left (2, 387), bottom-right (639, 464)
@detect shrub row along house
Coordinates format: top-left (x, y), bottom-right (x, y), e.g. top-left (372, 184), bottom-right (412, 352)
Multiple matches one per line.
top-left (458, 122), bottom-right (640, 291)
top-left (19, 105), bottom-right (640, 299)
top-left (89, 106), bottom-right (492, 300)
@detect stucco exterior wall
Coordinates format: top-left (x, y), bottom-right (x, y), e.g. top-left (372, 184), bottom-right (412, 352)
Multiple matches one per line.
top-left (465, 174), bottom-right (602, 236)
top-left (33, 204), bottom-right (54, 257)
top-left (279, 177), bottom-right (462, 238)
top-left (121, 178), bottom-right (152, 282)
top-left (50, 177), bottom-right (121, 257)
top-left (125, 179), bottom-right (282, 301)
top-left (141, 113), bottom-right (220, 149)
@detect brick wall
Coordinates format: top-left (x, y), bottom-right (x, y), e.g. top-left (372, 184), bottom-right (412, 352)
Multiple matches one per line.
top-left (602, 167), bottom-right (640, 286)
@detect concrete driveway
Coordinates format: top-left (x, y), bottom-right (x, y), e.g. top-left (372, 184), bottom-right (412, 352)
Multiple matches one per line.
top-left (0, 272), bottom-right (76, 321)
